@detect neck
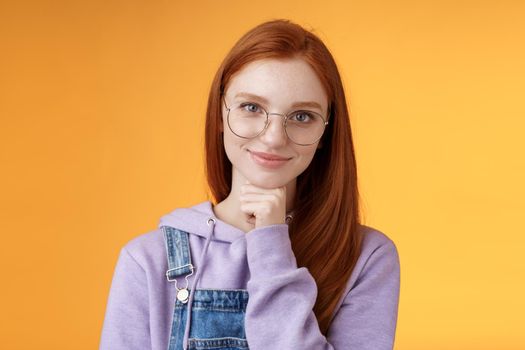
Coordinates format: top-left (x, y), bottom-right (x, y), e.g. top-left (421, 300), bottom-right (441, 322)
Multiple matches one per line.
top-left (212, 170), bottom-right (296, 233)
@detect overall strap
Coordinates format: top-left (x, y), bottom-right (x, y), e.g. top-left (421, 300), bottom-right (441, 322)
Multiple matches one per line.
top-left (161, 226), bottom-right (193, 281)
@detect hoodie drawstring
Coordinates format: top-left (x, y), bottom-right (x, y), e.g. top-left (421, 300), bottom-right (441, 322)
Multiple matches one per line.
top-left (182, 217), bottom-right (216, 350)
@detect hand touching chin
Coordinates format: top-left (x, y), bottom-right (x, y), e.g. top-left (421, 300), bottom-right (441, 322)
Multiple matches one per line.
top-left (239, 181), bottom-right (287, 229)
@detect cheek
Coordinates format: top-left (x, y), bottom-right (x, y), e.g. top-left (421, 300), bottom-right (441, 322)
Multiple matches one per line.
top-left (298, 145), bottom-right (319, 160)
top-left (222, 130), bottom-right (244, 163)
top-left (222, 133), bottom-right (234, 159)
top-left (296, 146), bottom-right (319, 169)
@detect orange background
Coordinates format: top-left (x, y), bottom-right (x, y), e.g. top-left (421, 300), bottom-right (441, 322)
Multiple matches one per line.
top-left (1, 0), bottom-right (524, 349)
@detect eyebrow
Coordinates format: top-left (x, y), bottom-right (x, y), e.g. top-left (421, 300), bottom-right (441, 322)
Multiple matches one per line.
top-left (233, 92), bottom-right (324, 113)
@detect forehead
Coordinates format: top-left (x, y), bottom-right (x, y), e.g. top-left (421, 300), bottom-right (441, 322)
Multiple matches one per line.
top-left (225, 58), bottom-right (328, 112)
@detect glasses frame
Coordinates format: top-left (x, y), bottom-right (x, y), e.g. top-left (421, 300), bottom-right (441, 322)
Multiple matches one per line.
top-left (222, 97), bottom-right (329, 146)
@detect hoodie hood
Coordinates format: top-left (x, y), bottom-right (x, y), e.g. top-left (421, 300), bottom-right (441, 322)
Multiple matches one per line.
top-left (158, 200), bottom-right (246, 243)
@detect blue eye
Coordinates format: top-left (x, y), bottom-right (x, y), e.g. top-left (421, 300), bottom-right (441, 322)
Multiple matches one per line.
top-left (240, 102), bottom-right (261, 113)
top-left (290, 111), bottom-right (313, 123)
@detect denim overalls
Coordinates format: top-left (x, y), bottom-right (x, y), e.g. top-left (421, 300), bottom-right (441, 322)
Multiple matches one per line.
top-left (162, 223), bottom-right (250, 350)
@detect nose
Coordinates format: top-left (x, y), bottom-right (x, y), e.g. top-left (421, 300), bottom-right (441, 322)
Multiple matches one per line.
top-left (259, 113), bottom-right (288, 147)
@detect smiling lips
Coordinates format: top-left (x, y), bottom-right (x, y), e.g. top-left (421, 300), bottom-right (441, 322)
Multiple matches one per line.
top-left (249, 150), bottom-right (291, 168)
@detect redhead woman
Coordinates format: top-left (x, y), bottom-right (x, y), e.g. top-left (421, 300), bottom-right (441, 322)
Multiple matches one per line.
top-left (100, 19), bottom-right (400, 350)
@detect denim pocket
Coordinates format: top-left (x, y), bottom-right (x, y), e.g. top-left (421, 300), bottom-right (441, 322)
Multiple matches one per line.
top-left (168, 289), bottom-right (249, 350)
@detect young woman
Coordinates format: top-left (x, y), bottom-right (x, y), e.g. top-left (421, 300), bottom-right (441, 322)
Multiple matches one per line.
top-left (100, 19), bottom-right (400, 350)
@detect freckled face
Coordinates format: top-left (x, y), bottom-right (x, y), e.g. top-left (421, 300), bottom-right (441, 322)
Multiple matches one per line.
top-left (221, 58), bottom-right (328, 189)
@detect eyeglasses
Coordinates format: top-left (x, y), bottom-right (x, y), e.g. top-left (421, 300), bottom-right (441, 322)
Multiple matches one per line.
top-left (223, 97), bottom-right (329, 146)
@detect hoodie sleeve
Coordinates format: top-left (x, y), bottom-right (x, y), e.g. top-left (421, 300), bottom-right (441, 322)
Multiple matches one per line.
top-left (99, 247), bottom-right (151, 350)
top-left (244, 224), bottom-right (400, 350)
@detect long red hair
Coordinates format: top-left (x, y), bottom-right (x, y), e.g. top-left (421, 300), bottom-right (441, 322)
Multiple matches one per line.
top-left (204, 19), bottom-right (363, 335)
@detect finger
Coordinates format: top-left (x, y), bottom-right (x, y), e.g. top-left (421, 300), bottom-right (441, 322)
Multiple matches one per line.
top-left (239, 202), bottom-right (264, 216)
top-left (240, 201), bottom-right (286, 227)
top-left (239, 193), bottom-right (279, 203)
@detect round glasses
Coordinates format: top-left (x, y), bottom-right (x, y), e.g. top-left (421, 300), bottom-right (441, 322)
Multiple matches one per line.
top-left (223, 98), bottom-right (328, 146)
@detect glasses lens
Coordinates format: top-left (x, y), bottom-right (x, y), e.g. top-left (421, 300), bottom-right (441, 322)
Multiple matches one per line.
top-left (228, 103), bottom-right (267, 138)
top-left (286, 111), bottom-right (326, 145)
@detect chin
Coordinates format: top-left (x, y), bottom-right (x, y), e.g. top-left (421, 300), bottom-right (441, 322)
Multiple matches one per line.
top-left (246, 175), bottom-right (291, 189)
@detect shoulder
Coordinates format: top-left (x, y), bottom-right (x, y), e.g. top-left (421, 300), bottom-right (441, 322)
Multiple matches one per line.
top-left (328, 225), bottom-right (401, 346)
top-left (358, 224), bottom-right (399, 260)
top-left (342, 224), bottom-right (400, 297)
top-left (119, 228), bottom-right (166, 270)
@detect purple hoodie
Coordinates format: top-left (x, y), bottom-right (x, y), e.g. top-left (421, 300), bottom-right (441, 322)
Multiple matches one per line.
top-left (99, 200), bottom-right (400, 349)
